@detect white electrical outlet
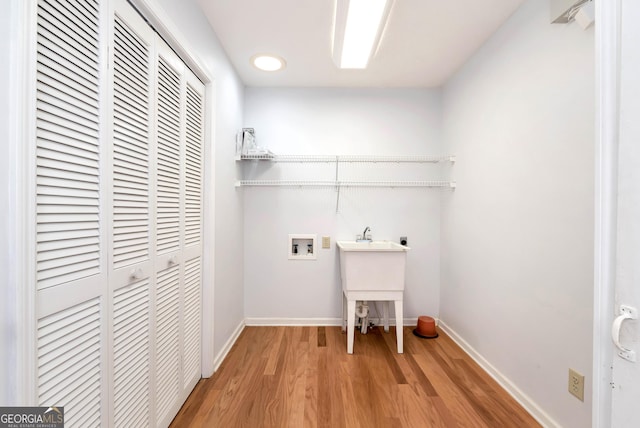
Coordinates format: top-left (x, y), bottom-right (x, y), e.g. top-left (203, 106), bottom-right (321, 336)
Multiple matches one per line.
top-left (322, 236), bottom-right (330, 249)
top-left (568, 368), bottom-right (584, 401)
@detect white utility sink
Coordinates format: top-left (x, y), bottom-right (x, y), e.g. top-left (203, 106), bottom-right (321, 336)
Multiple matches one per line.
top-left (337, 241), bottom-right (410, 291)
top-left (336, 240), bottom-right (410, 354)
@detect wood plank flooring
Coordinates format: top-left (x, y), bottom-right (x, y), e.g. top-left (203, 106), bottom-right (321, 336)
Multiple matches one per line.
top-left (170, 326), bottom-right (541, 427)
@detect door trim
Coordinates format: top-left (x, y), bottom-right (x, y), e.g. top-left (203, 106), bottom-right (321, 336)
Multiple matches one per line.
top-left (593, 0), bottom-right (620, 426)
top-left (13, 0), bottom-right (38, 404)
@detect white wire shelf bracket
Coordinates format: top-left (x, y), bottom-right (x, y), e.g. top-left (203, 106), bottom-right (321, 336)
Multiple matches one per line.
top-left (236, 180), bottom-right (456, 188)
top-left (237, 154), bottom-right (456, 163)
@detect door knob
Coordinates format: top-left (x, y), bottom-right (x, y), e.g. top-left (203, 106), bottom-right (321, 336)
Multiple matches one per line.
top-left (612, 305), bottom-right (637, 362)
top-left (129, 268), bottom-right (143, 281)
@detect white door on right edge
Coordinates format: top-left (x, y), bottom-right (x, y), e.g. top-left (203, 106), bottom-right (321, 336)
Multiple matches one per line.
top-left (611, 1), bottom-right (640, 426)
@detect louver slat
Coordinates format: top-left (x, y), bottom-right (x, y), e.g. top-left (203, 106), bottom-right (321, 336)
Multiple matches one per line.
top-left (155, 265), bottom-right (181, 424)
top-left (36, 0), bottom-right (101, 291)
top-left (113, 281), bottom-right (150, 427)
top-left (184, 84), bottom-right (203, 247)
top-left (38, 297), bottom-right (102, 428)
top-left (183, 257), bottom-right (201, 386)
top-left (156, 58), bottom-right (181, 254)
top-left (112, 16), bottom-right (150, 269)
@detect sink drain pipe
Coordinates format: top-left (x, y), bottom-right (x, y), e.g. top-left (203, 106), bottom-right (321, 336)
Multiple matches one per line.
top-left (355, 301), bottom-right (370, 334)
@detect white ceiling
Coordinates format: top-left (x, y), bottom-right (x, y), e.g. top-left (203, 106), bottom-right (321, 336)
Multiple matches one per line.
top-left (197, 0), bottom-right (525, 87)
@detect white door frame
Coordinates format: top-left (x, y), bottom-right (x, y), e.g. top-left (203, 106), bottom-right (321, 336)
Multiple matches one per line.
top-left (11, 0), bottom-right (38, 405)
top-left (593, 0), bottom-right (619, 426)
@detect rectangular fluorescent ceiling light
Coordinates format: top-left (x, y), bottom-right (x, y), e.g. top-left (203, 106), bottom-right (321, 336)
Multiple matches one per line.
top-left (333, 0), bottom-right (392, 69)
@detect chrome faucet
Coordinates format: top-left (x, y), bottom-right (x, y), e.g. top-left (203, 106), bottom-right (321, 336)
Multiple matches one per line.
top-left (358, 226), bottom-right (372, 242)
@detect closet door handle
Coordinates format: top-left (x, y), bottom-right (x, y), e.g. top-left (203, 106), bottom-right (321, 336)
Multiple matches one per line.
top-left (612, 305), bottom-right (637, 362)
top-left (168, 256), bottom-right (178, 266)
top-left (129, 267), bottom-right (144, 281)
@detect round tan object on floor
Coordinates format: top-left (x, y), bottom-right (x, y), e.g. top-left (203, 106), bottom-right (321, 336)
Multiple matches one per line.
top-left (413, 315), bottom-right (438, 339)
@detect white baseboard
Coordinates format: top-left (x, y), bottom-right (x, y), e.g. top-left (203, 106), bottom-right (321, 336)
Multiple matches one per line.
top-left (211, 319), bottom-right (245, 374)
top-left (437, 321), bottom-right (559, 428)
top-left (244, 317), bottom-right (419, 327)
top-left (245, 317), bottom-right (342, 326)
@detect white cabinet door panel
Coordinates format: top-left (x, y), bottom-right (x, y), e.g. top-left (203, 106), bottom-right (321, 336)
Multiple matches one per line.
top-left (36, 0), bottom-right (102, 292)
top-left (113, 279), bottom-right (151, 427)
top-left (110, 2), bottom-right (155, 426)
top-left (35, 0), bottom-right (107, 427)
top-left (37, 297), bottom-right (103, 428)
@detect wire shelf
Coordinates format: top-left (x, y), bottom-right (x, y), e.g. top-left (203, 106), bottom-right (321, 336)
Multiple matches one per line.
top-left (236, 154), bottom-right (456, 211)
top-left (236, 180), bottom-right (455, 188)
top-left (237, 154), bottom-right (456, 163)
top-left (333, 155), bottom-right (455, 163)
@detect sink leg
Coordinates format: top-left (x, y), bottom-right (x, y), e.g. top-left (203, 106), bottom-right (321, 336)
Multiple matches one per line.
top-left (341, 293), bottom-right (347, 333)
top-left (347, 299), bottom-right (356, 354)
top-left (383, 301), bottom-right (390, 333)
top-left (394, 299), bottom-right (403, 354)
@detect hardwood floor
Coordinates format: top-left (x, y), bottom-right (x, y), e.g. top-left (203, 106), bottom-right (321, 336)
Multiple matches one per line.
top-left (170, 326), bottom-right (541, 427)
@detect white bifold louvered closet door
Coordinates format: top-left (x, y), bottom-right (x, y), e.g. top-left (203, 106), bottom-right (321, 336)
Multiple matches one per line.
top-left (34, 0), bottom-right (205, 426)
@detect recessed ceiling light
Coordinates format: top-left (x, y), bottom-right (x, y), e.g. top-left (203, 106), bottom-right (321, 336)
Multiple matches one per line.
top-left (251, 54), bottom-right (286, 72)
top-left (333, 0), bottom-right (392, 69)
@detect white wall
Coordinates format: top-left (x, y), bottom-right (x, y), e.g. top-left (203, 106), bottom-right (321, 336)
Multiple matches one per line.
top-left (155, 0), bottom-right (246, 364)
top-left (440, 1), bottom-right (594, 427)
top-left (243, 88), bottom-right (444, 322)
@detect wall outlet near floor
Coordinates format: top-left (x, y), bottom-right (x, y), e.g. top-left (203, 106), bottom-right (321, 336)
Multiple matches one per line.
top-left (322, 236), bottom-right (330, 249)
top-left (568, 368), bottom-right (584, 401)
